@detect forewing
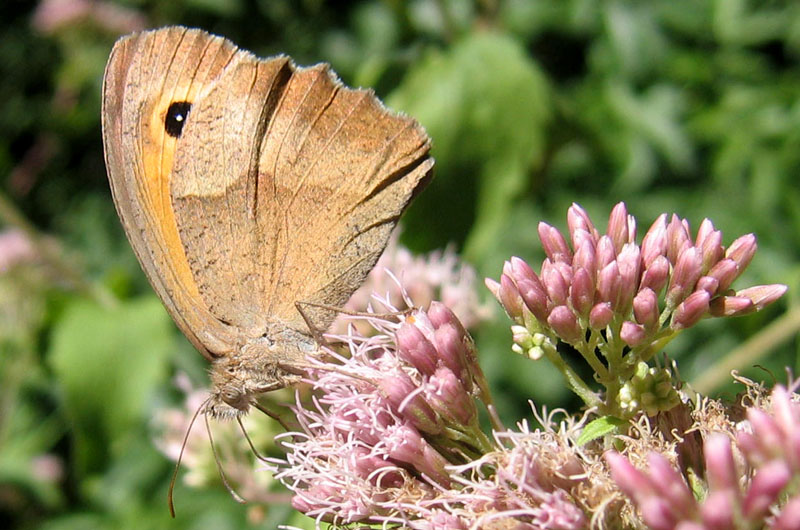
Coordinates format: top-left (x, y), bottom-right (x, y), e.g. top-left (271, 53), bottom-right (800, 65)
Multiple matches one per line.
top-left (102, 27), bottom-right (242, 358)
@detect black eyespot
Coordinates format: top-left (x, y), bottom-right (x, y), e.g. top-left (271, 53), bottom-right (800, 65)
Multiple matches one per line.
top-left (164, 101), bottom-right (192, 138)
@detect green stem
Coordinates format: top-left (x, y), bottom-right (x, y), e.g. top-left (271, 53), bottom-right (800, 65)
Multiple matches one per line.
top-left (445, 423), bottom-right (495, 455)
top-left (635, 329), bottom-right (679, 364)
top-left (541, 340), bottom-right (602, 408)
top-left (576, 331), bottom-right (609, 380)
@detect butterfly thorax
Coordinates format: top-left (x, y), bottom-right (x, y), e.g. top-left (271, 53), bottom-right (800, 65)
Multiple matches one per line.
top-left (205, 324), bottom-right (315, 419)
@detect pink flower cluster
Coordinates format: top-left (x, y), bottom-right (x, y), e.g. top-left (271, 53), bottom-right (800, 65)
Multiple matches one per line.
top-left (486, 202), bottom-right (786, 416)
top-left (489, 202), bottom-right (785, 349)
top-left (272, 302), bottom-right (494, 527)
top-left (607, 385), bottom-right (800, 529)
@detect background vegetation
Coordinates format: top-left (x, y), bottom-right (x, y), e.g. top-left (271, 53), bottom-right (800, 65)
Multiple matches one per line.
top-left (1, 0), bottom-right (798, 528)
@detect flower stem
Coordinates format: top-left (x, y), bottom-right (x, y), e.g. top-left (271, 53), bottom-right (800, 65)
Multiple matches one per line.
top-left (577, 330), bottom-right (610, 380)
top-left (540, 340), bottom-right (602, 408)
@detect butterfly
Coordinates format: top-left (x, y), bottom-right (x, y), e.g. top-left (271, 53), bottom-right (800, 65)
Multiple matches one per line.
top-left (102, 26), bottom-right (433, 419)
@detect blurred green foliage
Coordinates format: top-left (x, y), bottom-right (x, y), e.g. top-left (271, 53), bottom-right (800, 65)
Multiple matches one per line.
top-left (1, 0), bottom-right (799, 528)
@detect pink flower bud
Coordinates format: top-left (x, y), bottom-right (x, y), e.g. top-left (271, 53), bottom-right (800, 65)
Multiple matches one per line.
top-left (379, 374), bottom-right (441, 435)
top-left (292, 483), bottom-right (346, 519)
top-left (621, 321), bottom-right (647, 347)
top-left (695, 218), bottom-right (716, 246)
top-left (427, 300), bottom-right (465, 332)
top-left (552, 259), bottom-right (574, 284)
top-left (571, 229), bottom-right (596, 262)
top-left (709, 295), bottom-right (753, 317)
top-left (485, 277), bottom-right (501, 299)
top-left (509, 255), bottom-right (535, 281)
top-left (605, 451), bottom-right (654, 504)
top-left (640, 255), bottom-right (670, 294)
top-left (607, 202), bottom-right (632, 252)
top-left (667, 247), bottom-right (703, 308)
top-left (542, 259), bottom-right (569, 306)
top-left (641, 213), bottom-right (668, 267)
top-left (744, 408), bottom-right (782, 461)
top-left (666, 214), bottom-right (692, 264)
top-left (709, 285), bottom-right (784, 318)
top-left (770, 386), bottom-right (798, 438)
top-left (735, 431), bottom-right (759, 462)
top-left (695, 275), bottom-right (719, 296)
top-left (351, 446), bottom-right (405, 488)
top-left (516, 284), bottom-right (550, 324)
top-left (570, 267), bottom-right (595, 318)
top-left (567, 203), bottom-right (599, 241)
top-left (743, 460), bottom-right (791, 520)
top-left (499, 273), bottom-right (524, 320)
top-left (336, 405), bottom-right (390, 446)
top-left (696, 221), bottom-right (723, 273)
top-left (538, 222), bottom-right (573, 264)
top-left (572, 239), bottom-right (597, 280)
top-left (671, 290), bottom-right (710, 330)
top-left (589, 302), bottom-right (614, 330)
top-left (428, 303), bottom-right (481, 384)
top-left (726, 233), bottom-right (757, 274)
top-left (700, 491), bottom-right (735, 530)
top-left (617, 243), bottom-right (642, 312)
top-left (640, 496), bottom-right (679, 530)
top-left (547, 305), bottom-right (584, 344)
top-left (704, 434), bottom-right (737, 492)
top-left (433, 323), bottom-right (470, 390)
top-left (596, 235), bottom-right (617, 269)
top-left (508, 258), bottom-right (550, 322)
top-left (633, 288), bottom-right (659, 329)
top-left (597, 261), bottom-right (622, 309)
top-left (707, 258), bottom-right (739, 293)
top-left (647, 452), bottom-right (696, 516)
top-left (502, 257), bottom-right (515, 275)
top-left (426, 367), bottom-right (476, 426)
top-left (396, 322), bottom-right (438, 376)
top-left (384, 423), bottom-right (450, 486)
top-left (736, 284), bottom-right (787, 311)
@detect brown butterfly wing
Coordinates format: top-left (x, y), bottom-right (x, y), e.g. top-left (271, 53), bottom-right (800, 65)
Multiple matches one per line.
top-left (102, 27), bottom-right (243, 358)
top-left (104, 26), bottom-right (433, 356)
top-left (169, 44), bottom-right (433, 335)
top-left (254, 65), bottom-right (433, 331)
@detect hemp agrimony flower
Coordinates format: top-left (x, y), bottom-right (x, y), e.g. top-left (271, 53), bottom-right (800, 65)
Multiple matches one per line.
top-left (486, 202), bottom-right (786, 418)
top-left (270, 301), bottom-right (497, 526)
top-left (152, 213), bottom-right (793, 530)
top-left (606, 384), bottom-right (800, 530)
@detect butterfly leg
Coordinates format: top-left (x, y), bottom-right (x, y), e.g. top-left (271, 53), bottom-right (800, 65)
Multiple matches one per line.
top-left (296, 299), bottom-right (415, 326)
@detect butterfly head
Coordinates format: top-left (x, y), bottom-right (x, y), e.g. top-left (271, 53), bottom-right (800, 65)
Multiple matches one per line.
top-left (204, 387), bottom-right (250, 419)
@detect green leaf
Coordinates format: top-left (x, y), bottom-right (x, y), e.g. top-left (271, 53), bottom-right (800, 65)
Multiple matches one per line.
top-left (48, 296), bottom-right (173, 474)
top-left (577, 415), bottom-right (627, 446)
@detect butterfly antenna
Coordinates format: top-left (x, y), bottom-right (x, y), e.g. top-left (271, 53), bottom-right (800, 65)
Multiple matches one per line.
top-left (168, 396), bottom-right (208, 518)
top-left (236, 416), bottom-right (271, 463)
top-left (204, 410), bottom-right (247, 505)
